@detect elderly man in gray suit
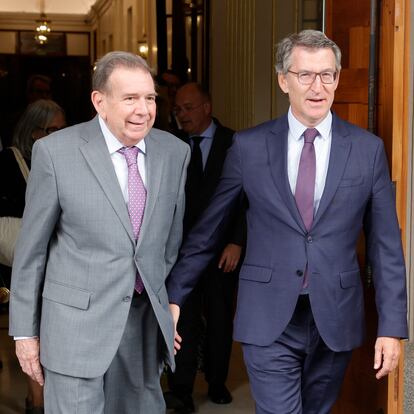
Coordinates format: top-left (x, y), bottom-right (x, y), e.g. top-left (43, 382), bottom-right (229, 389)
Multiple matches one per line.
top-left (9, 51), bottom-right (190, 413)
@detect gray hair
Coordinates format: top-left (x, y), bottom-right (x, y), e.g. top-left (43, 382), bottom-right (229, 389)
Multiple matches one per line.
top-left (12, 99), bottom-right (64, 159)
top-left (275, 30), bottom-right (342, 74)
top-left (93, 51), bottom-right (154, 93)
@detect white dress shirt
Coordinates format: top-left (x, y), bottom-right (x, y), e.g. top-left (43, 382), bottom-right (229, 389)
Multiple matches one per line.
top-left (287, 108), bottom-right (332, 213)
top-left (99, 116), bottom-right (147, 203)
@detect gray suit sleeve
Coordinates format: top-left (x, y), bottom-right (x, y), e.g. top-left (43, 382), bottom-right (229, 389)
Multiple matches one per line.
top-left (9, 140), bottom-right (61, 337)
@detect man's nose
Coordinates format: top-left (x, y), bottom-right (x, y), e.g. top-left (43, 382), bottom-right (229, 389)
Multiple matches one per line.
top-left (310, 74), bottom-right (323, 91)
top-left (134, 98), bottom-right (149, 114)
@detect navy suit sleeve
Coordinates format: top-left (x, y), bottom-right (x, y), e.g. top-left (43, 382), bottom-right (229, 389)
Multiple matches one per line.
top-left (364, 140), bottom-right (408, 339)
top-left (167, 134), bottom-right (244, 306)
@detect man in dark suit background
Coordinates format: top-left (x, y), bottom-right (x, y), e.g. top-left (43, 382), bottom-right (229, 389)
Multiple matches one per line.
top-left (165, 83), bottom-right (245, 413)
top-left (168, 31), bottom-right (408, 414)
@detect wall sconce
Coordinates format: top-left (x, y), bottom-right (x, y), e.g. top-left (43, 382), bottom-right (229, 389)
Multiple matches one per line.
top-left (137, 41), bottom-right (149, 59)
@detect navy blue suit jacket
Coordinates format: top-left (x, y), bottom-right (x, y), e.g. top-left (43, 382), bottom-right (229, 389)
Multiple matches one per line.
top-left (167, 113), bottom-right (408, 352)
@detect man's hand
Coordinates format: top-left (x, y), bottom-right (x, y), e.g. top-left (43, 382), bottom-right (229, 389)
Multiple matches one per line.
top-left (169, 303), bottom-right (182, 354)
top-left (218, 243), bottom-right (242, 273)
top-left (15, 338), bottom-right (44, 386)
top-left (374, 336), bottom-right (401, 380)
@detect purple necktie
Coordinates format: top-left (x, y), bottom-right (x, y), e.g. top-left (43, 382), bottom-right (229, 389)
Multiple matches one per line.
top-left (295, 128), bottom-right (318, 288)
top-left (118, 146), bottom-right (146, 293)
top-left (295, 128), bottom-right (318, 231)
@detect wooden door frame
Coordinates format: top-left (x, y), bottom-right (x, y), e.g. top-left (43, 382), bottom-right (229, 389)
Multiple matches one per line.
top-left (326, 0), bottom-right (410, 412)
top-left (388, 2), bottom-right (410, 413)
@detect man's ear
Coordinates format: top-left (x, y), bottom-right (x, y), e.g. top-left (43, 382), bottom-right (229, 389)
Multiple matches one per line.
top-left (278, 73), bottom-right (289, 94)
top-left (333, 70), bottom-right (340, 91)
top-left (203, 101), bottom-right (212, 116)
top-left (91, 91), bottom-right (106, 119)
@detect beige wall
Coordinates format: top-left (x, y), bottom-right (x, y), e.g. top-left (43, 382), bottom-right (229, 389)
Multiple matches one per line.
top-left (0, 31), bottom-right (17, 54)
top-left (209, 0), bottom-right (298, 132)
top-left (0, 12), bottom-right (91, 56)
top-left (0, 0), bottom-right (157, 68)
top-left (91, 0), bottom-right (157, 70)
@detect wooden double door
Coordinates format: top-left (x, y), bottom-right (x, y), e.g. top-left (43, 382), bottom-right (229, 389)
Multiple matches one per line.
top-left (326, 0), bottom-right (410, 413)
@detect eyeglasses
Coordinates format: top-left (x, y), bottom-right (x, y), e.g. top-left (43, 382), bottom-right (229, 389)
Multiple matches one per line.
top-left (288, 70), bottom-right (338, 85)
top-left (174, 102), bottom-right (204, 115)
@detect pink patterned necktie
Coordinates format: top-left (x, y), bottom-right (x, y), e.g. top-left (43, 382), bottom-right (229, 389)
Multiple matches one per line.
top-left (295, 128), bottom-right (318, 288)
top-left (118, 146), bottom-right (146, 293)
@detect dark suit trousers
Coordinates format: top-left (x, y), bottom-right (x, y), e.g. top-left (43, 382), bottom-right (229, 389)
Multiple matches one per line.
top-left (242, 295), bottom-right (352, 414)
top-left (168, 262), bottom-right (238, 395)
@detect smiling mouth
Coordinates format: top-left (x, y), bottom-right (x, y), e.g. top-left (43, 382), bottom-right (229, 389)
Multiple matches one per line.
top-left (128, 121), bottom-right (146, 126)
top-left (308, 98), bottom-right (325, 104)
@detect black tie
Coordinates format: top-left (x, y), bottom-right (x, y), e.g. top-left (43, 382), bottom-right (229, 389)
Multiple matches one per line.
top-left (184, 136), bottom-right (204, 232)
top-left (188, 136), bottom-right (204, 184)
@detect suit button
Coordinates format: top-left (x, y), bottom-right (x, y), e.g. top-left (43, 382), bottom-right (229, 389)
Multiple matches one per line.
top-left (122, 296), bottom-right (132, 302)
top-left (296, 270), bottom-right (303, 277)
top-left (307, 235), bottom-right (313, 243)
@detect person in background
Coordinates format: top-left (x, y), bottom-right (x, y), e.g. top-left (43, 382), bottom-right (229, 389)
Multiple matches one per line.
top-left (167, 30), bottom-right (408, 414)
top-left (9, 51), bottom-right (190, 414)
top-left (165, 83), bottom-right (245, 414)
top-left (0, 99), bottom-right (65, 218)
top-left (0, 99), bottom-right (66, 414)
top-left (154, 69), bottom-right (183, 135)
top-left (26, 75), bottom-right (52, 104)
top-left (0, 74), bottom-right (54, 152)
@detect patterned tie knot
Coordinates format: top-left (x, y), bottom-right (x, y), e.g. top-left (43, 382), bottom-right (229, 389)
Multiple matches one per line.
top-left (118, 146), bottom-right (139, 167)
top-left (304, 128), bottom-right (319, 144)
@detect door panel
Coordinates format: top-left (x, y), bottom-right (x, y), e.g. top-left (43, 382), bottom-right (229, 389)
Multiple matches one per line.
top-left (326, 0), bottom-right (408, 413)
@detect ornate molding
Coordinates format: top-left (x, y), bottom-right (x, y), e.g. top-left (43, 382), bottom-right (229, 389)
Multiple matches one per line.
top-left (0, 12), bottom-right (92, 32)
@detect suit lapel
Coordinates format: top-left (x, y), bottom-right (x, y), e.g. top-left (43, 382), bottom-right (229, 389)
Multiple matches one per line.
top-left (313, 115), bottom-right (351, 227)
top-left (79, 117), bottom-right (135, 243)
top-left (136, 129), bottom-right (164, 249)
top-left (267, 117), bottom-right (306, 232)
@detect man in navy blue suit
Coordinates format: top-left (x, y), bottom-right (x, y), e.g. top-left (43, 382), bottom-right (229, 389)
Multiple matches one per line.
top-left (168, 30), bottom-right (408, 413)
top-left (165, 83), bottom-right (245, 413)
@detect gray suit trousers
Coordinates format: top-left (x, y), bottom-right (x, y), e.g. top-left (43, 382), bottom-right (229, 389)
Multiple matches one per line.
top-left (44, 293), bottom-right (165, 414)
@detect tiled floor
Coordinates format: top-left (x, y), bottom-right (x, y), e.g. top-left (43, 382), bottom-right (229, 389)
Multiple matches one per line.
top-left (0, 307), bottom-right (255, 413)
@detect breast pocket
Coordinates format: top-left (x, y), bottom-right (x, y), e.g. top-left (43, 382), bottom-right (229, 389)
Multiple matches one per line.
top-left (338, 176), bottom-right (364, 187)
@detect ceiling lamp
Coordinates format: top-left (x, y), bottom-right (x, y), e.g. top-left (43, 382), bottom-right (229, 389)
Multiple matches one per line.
top-left (35, 13), bottom-right (51, 45)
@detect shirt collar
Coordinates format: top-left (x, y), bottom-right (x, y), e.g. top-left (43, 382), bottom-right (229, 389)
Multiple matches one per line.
top-left (98, 116), bottom-right (146, 155)
top-left (287, 107), bottom-right (332, 142)
top-left (190, 120), bottom-right (216, 140)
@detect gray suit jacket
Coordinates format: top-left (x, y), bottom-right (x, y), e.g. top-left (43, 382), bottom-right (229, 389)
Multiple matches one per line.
top-left (9, 116), bottom-right (190, 377)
